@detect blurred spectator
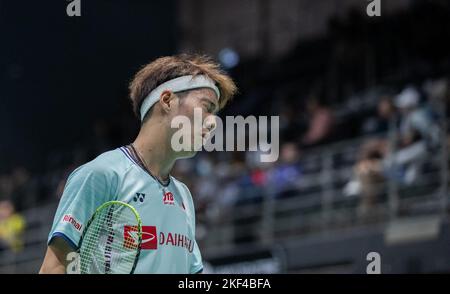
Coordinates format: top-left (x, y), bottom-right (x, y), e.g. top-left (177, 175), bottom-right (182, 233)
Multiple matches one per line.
top-left (344, 139), bottom-right (389, 219)
top-left (346, 96), bottom-right (396, 216)
top-left (383, 86), bottom-right (440, 184)
top-left (301, 97), bottom-right (334, 147)
top-left (361, 96), bottom-right (396, 135)
top-left (267, 142), bottom-right (302, 198)
top-left (0, 200), bottom-right (25, 252)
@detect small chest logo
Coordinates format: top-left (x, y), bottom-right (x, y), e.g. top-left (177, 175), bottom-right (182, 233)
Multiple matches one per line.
top-left (163, 191), bottom-right (175, 205)
top-left (133, 192), bottom-right (146, 203)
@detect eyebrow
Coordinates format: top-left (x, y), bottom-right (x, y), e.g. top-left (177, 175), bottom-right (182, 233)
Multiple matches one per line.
top-left (200, 97), bottom-right (219, 113)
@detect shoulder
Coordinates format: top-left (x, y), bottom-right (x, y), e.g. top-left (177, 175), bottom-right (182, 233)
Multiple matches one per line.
top-left (170, 176), bottom-right (192, 197)
top-left (170, 176), bottom-right (198, 223)
top-left (170, 176), bottom-right (196, 208)
top-left (67, 148), bottom-right (132, 184)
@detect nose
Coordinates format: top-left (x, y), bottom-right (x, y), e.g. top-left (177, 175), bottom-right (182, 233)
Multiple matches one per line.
top-left (204, 116), bottom-right (216, 132)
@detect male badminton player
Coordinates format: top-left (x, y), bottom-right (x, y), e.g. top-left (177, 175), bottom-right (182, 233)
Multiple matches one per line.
top-left (39, 54), bottom-right (237, 273)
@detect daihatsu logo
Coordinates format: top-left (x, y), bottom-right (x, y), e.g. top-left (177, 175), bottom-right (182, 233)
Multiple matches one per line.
top-left (124, 225), bottom-right (158, 250)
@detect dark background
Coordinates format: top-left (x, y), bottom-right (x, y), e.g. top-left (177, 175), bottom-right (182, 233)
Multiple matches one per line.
top-left (0, 0), bottom-right (176, 171)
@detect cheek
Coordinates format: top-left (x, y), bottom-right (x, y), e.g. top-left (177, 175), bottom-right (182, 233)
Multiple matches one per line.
top-left (181, 102), bottom-right (208, 122)
top-left (177, 99), bottom-right (197, 118)
top-left (174, 99), bottom-right (214, 137)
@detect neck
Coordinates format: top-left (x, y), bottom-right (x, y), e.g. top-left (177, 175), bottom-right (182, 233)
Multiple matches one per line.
top-left (132, 119), bottom-right (176, 182)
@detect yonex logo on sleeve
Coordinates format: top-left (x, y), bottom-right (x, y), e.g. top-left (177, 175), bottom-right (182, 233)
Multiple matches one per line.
top-left (61, 214), bottom-right (83, 232)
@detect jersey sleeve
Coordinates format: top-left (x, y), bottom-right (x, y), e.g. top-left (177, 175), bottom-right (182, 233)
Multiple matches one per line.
top-left (190, 239), bottom-right (203, 274)
top-left (47, 165), bottom-right (118, 249)
top-left (182, 183), bottom-right (204, 274)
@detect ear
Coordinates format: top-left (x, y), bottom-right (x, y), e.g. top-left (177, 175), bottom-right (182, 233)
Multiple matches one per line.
top-left (159, 90), bottom-right (177, 113)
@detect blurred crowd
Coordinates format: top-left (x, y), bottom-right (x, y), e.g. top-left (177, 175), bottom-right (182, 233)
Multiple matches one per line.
top-left (344, 80), bottom-right (448, 220)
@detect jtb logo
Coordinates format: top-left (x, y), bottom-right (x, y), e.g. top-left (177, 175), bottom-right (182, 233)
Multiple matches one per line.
top-left (163, 191), bottom-right (175, 205)
top-left (124, 226), bottom-right (157, 250)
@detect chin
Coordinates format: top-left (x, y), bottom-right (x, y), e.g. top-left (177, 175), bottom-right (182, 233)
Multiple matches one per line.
top-left (177, 149), bottom-right (198, 159)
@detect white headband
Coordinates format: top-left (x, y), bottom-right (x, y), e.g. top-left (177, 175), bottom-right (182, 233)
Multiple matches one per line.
top-left (139, 75), bottom-right (220, 121)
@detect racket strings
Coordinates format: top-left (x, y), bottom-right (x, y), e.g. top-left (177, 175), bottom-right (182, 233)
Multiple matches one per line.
top-left (79, 203), bottom-right (141, 274)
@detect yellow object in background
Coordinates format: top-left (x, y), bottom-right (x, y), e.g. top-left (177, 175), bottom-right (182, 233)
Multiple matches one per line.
top-left (0, 213), bottom-right (26, 252)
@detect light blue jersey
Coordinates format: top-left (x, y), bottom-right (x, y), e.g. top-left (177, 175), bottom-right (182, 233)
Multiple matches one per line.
top-left (47, 145), bottom-right (203, 274)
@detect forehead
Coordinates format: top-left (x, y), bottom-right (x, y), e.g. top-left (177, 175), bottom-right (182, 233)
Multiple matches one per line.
top-left (185, 88), bottom-right (218, 103)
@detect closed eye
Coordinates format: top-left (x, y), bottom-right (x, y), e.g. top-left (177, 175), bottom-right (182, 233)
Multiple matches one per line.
top-left (204, 102), bottom-right (216, 114)
top-left (200, 97), bottom-right (219, 114)
top-left (208, 103), bottom-right (216, 114)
